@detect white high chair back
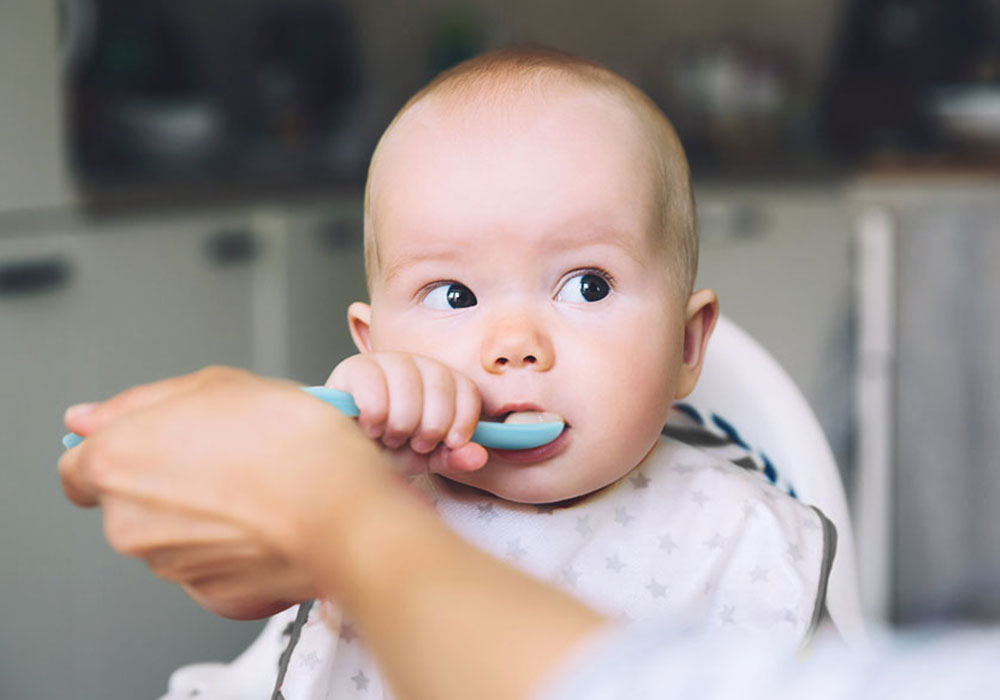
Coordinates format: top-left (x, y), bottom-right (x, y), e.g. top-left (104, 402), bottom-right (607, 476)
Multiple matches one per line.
top-left (682, 314), bottom-right (866, 645)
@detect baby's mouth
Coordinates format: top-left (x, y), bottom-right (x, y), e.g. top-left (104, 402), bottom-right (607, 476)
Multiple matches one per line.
top-left (481, 408), bottom-right (572, 460)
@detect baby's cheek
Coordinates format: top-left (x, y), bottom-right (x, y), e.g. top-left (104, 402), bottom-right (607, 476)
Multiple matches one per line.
top-left (389, 329), bottom-right (476, 373)
top-left (581, 420), bottom-right (657, 485)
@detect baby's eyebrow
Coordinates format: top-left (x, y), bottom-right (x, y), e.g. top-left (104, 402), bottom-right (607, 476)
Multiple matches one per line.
top-left (381, 224), bottom-right (647, 284)
top-left (545, 224), bottom-right (647, 264)
top-left (381, 247), bottom-right (461, 284)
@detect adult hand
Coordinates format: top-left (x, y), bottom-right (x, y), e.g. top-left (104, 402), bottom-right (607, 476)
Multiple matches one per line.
top-left (58, 366), bottom-right (409, 620)
top-left (60, 366), bottom-right (607, 700)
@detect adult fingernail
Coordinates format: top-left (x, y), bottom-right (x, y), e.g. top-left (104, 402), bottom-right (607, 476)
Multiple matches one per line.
top-left (65, 402), bottom-right (98, 422)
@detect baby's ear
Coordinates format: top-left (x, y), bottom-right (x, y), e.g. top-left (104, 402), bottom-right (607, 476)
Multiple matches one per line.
top-left (675, 289), bottom-right (719, 399)
top-left (347, 302), bottom-right (373, 353)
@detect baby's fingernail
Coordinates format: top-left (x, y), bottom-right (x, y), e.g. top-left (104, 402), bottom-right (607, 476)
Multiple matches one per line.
top-left (447, 430), bottom-right (466, 447)
top-left (65, 402), bottom-right (98, 422)
top-left (410, 439), bottom-right (434, 454)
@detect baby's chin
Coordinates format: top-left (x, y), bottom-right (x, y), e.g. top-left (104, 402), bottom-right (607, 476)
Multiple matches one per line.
top-left (444, 459), bottom-right (630, 505)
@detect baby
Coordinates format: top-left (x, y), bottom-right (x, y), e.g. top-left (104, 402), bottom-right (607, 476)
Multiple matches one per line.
top-left (163, 47), bottom-right (835, 700)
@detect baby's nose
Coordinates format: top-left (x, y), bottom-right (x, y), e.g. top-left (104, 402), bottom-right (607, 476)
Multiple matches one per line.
top-left (481, 316), bottom-right (555, 373)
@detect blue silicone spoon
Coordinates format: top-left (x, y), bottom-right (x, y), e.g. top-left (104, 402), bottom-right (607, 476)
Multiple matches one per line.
top-left (62, 386), bottom-right (564, 451)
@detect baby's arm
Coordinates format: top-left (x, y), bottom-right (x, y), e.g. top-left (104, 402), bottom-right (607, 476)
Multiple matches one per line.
top-left (327, 352), bottom-right (488, 473)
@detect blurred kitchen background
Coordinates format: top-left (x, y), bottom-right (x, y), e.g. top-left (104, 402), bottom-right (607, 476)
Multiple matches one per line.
top-left (2, 0), bottom-right (999, 697)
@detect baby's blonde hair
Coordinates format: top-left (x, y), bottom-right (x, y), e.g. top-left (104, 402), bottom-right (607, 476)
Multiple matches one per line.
top-left (363, 46), bottom-right (697, 298)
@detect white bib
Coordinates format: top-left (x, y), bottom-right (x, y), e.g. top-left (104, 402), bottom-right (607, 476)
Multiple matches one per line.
top-left (278, 435), bottom-right (834, 699)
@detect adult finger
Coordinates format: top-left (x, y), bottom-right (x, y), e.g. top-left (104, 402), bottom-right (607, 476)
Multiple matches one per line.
top-left (64, 366), bottom-right (250, 436)
top-left (57, 442), bottom-right (100, 507)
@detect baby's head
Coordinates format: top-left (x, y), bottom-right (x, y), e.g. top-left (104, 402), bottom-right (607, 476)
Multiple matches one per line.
top-left (348, 46), bottom-right (718, 503)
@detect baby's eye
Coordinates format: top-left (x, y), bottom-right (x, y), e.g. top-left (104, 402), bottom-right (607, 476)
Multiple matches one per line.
top-left (422, 282), bottom-right (478, 310)
top-left (555, 272), bottom-right (611, 303)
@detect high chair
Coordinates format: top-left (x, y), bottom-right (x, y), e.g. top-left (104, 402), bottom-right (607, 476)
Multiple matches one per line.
top-left (680, 314), bottom-right (867, 645)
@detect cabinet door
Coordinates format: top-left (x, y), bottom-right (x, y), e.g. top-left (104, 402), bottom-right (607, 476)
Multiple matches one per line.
top-left (87, 212), bottom-right (259, 388)
top-left (0, 230), bottom-right (103, 699)
top-left (77, 214), bottom-right (265, 698)
top-left (882, 187), bottom-right (1000, 623)
top-left (283, 199), bottom-right (367, 385)
top-left (0, 217), bottom-right (266, 700)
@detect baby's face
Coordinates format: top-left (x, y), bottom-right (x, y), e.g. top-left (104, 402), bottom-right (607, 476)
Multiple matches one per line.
top-left (363, 89), bottom-right (688, 503)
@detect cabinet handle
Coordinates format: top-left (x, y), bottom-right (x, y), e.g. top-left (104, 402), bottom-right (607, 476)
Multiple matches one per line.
top-left (206, 229), bottom-right (259, 266)
top-left (0, 258), bottom-right (72, 297)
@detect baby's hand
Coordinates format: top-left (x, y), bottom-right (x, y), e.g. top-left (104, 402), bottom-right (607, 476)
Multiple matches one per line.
top-left (326, 352), bottom-right (488, 474)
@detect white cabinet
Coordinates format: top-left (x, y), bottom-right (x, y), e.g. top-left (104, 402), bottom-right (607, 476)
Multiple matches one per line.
top-left (850, 179), bottom-right (1000, 624)
top-left (0, 196), bottom-right (368, 699)
top-left (85, 212), bottom-right (258, 385)
top-left (0, 211), bottom-right (265, 700)
top-left (0, 229), bottom-right (105, 699)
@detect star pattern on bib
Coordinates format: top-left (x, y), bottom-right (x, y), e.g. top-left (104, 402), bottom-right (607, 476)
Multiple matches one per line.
top-left (559, 565), bottom-right (581, 587)
top-left (476, 503), bottom-right (498, 523)
top-left (720, 605), bottom-right (736, 624)
top-left (505, 538), bottom-right (527, 563)
top-left (690, 489), bottom-right (710, 507)
top-left (646, 578), bottom-right (667, 599)
top-left (351, 670), bottom-right (369, 691)
top-left (658, 533), bottom-right (678, 553)
top-left (614, 506), bottom-right (635, 526)
top-left (605, 553), bottom-right (627, 573)
top-left (787, 543), bottom-right (803, 563)
top-left (704, 533), bottom-right (728, 551)
top-left (298, 651), bottom-right (321, 670)
top-left (629, 472), bottom-right (651, 489)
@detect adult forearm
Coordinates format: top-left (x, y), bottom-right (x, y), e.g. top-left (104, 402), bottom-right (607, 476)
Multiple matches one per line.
top-left (314, 480), bottom-right (609, 700)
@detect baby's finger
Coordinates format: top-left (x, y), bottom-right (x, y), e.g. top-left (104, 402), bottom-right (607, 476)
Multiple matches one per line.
top-left (445, 375), bottom-right (482, 450)
top-left (409, 360), bottom-right (456, 454)
top-left (328, 357), bottom-right (389, 439)
top-left (376, 355), bottom-right (423, 450)
top-left (386, 440), bottom-right (487, 477)
top-left (428, 442), bottom-right (489, 474)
